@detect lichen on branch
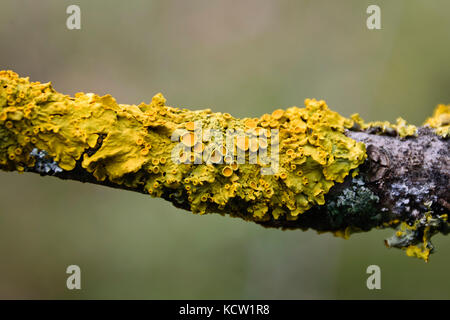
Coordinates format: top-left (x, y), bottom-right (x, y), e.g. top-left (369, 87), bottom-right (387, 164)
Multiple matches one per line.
top-left (0, 70), bottom-right (365, 219)
top-left (0, 70), bottom-right (448, 262)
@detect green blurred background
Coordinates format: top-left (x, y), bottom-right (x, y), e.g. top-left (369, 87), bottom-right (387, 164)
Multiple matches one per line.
top-left (1, 0), bottom-right (449, 299)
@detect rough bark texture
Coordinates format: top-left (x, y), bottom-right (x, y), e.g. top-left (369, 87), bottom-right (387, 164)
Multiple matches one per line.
top-left (347, 128), bottom-right (449, 219)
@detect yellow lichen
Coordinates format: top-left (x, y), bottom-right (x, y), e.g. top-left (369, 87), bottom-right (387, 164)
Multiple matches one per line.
top-left (424, 104), bottom-right (450, 138)
top-left (271, 109), bottom-right (284, 120)
top-left (351, 114), bottom-right (418, 138)
top-left (236, 136), bottom-right (249, 151)
top-left (181, 132), bottom-right (196, 147)
top-left (405, 245), bottom-right (431, 262)
top-left (330, 226), bottom-right (361, 240)
top-left (0, 70), bottom-right (367, 222)
top-left (221, 166), bottom-right (233, 177)
top-left (185, 121), bottom-right (196, 131)
top-left (384, 211), bottom-right (441, 262)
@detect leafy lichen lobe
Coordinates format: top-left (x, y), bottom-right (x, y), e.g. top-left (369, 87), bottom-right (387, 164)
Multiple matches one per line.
top-left (350, 114), bottom-right (418, 138)
top-left (424, 104), bottom-right (450, 138)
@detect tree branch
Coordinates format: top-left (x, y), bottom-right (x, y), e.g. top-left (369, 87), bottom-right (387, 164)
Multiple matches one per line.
top-left (0, 70), bottom-right (448, 261)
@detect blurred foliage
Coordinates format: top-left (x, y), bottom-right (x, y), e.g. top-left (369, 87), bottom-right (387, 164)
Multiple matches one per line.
top-left (0, 0), bottom-right (449, 299)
